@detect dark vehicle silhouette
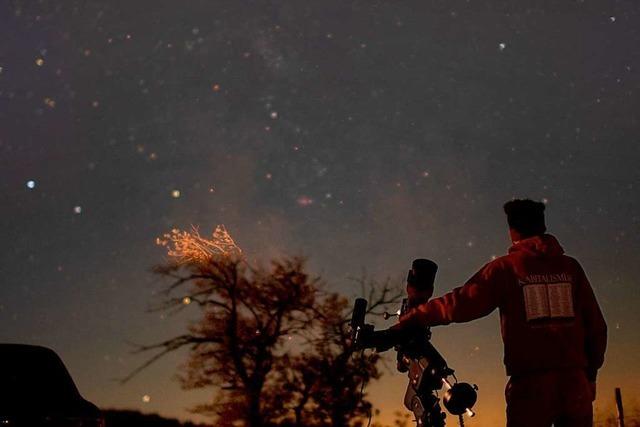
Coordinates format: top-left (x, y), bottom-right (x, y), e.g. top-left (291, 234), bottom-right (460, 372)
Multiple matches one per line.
top-left (0, 344), bottom-right (104, 426)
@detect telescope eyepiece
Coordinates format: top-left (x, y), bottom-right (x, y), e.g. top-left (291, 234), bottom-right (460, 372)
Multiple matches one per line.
top-left (406, 259), bottom-right (438, 291)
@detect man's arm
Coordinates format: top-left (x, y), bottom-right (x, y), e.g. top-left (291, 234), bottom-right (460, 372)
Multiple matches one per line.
top-left (574, 260), bottom-right (607, 382)
top-left (399, 261), bottom-right (503, 328)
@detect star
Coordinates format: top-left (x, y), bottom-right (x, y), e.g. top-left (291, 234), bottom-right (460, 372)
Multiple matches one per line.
top-left (296, 196), bottom-right (314, 207)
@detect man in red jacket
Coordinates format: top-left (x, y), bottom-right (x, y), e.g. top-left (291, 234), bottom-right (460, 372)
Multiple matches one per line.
top-left (397, 199), bottom-right (607, 427)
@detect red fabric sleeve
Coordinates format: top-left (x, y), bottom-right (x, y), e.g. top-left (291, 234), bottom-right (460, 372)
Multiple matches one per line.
top-left (574, 260), bottom-right (607, 381)
top-left (417, 261), bottom-right (502, 326)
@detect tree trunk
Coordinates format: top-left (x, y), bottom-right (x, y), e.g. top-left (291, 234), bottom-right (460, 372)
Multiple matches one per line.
top-left (331, 411), bottom-right (347, 427)
top-left (247, 392), bottom-right (263, 427)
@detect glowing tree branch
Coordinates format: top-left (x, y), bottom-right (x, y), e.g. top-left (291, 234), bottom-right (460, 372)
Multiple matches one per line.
top-left (156, 224), bottom-right (242, 265)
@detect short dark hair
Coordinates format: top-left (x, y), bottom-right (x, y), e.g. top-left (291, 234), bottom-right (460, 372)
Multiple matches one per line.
top-left (503, 199), bottom-right (546, 237)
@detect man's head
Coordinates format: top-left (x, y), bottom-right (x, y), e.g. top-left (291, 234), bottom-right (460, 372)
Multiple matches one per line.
top-left (503, 199), bottom-right (547, 242)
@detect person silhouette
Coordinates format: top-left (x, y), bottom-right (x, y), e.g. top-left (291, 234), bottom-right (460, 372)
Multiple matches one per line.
top-left (396, 199), bottom-right (607, 427)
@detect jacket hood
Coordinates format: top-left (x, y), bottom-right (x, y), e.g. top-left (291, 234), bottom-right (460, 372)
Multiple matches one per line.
top-left (508, 234), bottom-right (564, 257)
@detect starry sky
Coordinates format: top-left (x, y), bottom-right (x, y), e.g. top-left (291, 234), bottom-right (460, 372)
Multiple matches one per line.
top-left (1, 1), bottom-right (639, 425)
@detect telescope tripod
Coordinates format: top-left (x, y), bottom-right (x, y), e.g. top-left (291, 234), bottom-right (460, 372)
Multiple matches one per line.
top-left (404, 387), bottom-right (446, 427)
top-left (398, 332), bottom-right (477, 427)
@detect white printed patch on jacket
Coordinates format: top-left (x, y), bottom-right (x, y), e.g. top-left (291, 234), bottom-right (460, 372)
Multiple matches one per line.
top-left (519, 274), bottom-right (575, 321)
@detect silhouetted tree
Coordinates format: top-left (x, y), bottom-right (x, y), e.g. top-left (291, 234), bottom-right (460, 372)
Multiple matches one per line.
top-left (273, 285), bottom-right (400, 427)
top-left (127, 226), bottom-right (402, 427)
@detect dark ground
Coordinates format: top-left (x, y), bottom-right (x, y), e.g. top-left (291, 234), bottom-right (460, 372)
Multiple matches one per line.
top-left (103, 409), bottom-right (211, 427)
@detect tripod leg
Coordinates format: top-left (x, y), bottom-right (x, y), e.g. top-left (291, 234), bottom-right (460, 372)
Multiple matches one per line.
top-left (416, 399), bottom-right (445, 427)
top-left (429, 402), bottom-right (446, 427)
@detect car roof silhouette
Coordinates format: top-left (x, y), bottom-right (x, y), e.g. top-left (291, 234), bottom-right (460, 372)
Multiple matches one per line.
top-left (0, 343), bottom-right (100, 417)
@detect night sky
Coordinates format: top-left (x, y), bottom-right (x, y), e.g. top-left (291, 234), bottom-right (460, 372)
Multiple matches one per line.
top-left (1, 1), bottom-right (639, 425)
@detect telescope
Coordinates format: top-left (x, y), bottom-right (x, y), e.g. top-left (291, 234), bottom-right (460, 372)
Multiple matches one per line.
top-left (350, 259), bottom-right (478, 427)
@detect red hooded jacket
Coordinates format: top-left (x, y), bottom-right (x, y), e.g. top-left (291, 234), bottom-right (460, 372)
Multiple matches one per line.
top-left (415, 234), bottom-right (607, 380)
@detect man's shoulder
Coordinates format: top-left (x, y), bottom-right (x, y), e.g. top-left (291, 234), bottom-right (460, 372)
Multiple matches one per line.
top-left (560, 254), bottom-right (587, 275)
top-left (560, 253), bottom-right (581, 264)
top-left (487, 254), bottom-right (512, 268)
top-left (478, 255), bottom-right (512, 276)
